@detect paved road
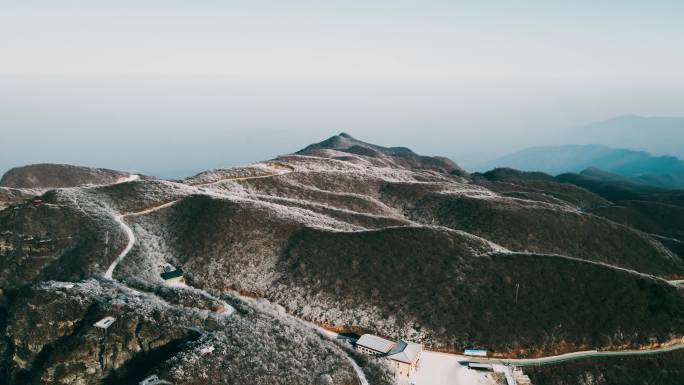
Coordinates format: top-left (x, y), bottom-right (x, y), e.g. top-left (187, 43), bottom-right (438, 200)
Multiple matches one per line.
top-left (464, 342), bottom-right (684, 367)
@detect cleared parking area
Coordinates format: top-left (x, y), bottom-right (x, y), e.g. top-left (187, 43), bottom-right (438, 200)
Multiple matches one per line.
top-left (408, 351), bottom-right (502, 385)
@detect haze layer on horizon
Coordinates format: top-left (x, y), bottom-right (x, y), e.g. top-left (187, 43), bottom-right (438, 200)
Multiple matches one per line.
top-left (1, 1), bottom-right (683, 178)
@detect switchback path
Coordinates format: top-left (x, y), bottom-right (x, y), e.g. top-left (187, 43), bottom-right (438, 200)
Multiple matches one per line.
top-left (104, 166), bottom-right (684, 380)
top-left (104, 168), bottom-right (292, 280)
top-left (104, 200), bottom-right (179, 279)
top-left (100, 167), bottom-right (370, 385)
top-left (103, 213), bottom-right (134, 280)
top-left (195, 169), bottom-right (293, 187)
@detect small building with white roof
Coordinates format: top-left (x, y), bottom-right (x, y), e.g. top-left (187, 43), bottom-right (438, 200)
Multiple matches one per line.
top-left (93, 316), bottom-right (116, 329)
top-left (387, 340), bottom-right (423, 377)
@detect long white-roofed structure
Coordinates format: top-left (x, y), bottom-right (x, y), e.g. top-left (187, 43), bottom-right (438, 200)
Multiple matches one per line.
top-left (355, 334), bottom-right (423, 378)
top-left (356, 334), bottom-right (395, 355)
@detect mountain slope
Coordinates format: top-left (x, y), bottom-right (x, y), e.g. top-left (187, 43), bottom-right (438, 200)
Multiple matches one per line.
top-left (556, 168), bottom-right (684, 259)
top-left (0, 163), bottom-right (137, 189)
top-left (121, 191), bottom-right (684, 357)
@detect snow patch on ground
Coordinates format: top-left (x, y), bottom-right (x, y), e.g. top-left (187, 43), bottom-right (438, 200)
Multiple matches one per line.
top-left (116, 174), bottom-right (140, 184)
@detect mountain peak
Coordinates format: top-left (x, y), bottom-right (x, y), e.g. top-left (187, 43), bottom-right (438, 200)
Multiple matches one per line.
top-left (295, 134), bottom-right (467, 176)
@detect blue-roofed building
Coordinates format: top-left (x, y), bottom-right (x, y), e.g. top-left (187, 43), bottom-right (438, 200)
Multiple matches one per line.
top-left (464, 349), bottom-right (488, 357)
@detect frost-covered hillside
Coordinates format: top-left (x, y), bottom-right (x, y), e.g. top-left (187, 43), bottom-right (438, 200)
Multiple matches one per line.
top-left (2, 133), bottom-right (684, 384)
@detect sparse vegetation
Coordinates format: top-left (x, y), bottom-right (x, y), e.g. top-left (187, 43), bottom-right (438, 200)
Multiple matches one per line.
top-left (3, 135), bottom-right (684, 383)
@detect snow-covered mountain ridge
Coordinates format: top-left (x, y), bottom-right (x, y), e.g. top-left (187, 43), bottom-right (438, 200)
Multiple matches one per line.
top-left (2, 134), bottom-right (684, 385)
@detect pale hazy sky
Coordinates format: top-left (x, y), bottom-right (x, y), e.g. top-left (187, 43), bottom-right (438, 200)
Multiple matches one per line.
top-left (1, 1), bottom-right (683, 177)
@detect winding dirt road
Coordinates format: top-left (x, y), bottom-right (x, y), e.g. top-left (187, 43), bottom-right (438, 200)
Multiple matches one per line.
top-left (104, 167), bottom-right (291, 279)
top-left (102, 166), bottom-right (684, 384)
top-left (101, 167), bottom-right (372, 384)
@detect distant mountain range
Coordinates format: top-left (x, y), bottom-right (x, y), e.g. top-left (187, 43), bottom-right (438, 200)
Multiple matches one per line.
top-left (478, 144), bottom-right (684, 189)
top-left (569, 115), bottom-right (684, 159)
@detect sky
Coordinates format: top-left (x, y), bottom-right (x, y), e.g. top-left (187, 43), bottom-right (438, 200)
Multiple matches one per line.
top-left (1, 1), bottom-right (683, 178)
